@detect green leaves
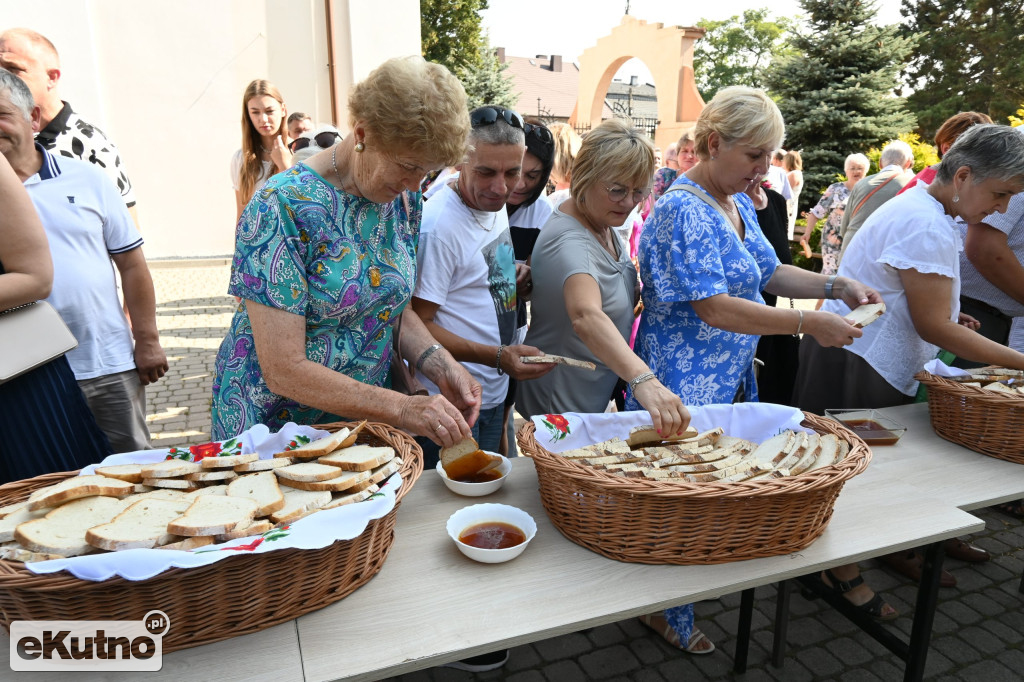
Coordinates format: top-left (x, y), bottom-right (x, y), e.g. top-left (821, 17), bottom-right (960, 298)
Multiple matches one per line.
top-left (695, 9), bottom-right (796, 101)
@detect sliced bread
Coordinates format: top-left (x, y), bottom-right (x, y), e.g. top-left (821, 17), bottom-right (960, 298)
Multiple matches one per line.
top-left (626, 424), bottom-right (699, 449)
top-left (85, 497), bottom-right (194, 551)
top-left (225, 471), bottom-right (286, 516)
top-left (440, 437), bottom-right (501, 480)
top-left (95, 464), bottom-right (145, 484)
top-left (16, 496), bottom-right (132, 556)
top-left (276, 469), bottom-right (371, 492)
top-left (188, 485), bottom-right (228, 497)
top-left (275, 462), bottom-right (346, 483)
top-left (0, 500), bottom-right (29, 520)
top-left (157, 536), bottom-right (215, 551)
top-left (140, 459), bottom-right (202, 479)
top-left (274, 426), bottom-right (354, 459)
top-left (234, 457), bottom-right (293, 472)
top-left (845, 302), bottom-right (886, 329)
top-left (184, 469), bottom-right (238, 482)
top-left (319, 445), bottom-right (395, 471)
top-left (27, 475), bottom-right (135, 511)
top-left (0, 505), bottom-right (47, 542)
top-left (269, 487), bottom-right (332, 524)
top-left (167, 495), bottom-right (259, 536)
top-left (214, 519), bottom-right (273, 542)
top-left (142, 478), bottom-right (200, 491)
top-left (322, 484), bottom-right (379, 510)
top-left (200, 453), bottom-right (259, 469)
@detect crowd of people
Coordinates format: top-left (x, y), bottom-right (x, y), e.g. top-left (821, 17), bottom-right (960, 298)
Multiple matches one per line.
top-left (4, 23), bottom-right (1024, 673)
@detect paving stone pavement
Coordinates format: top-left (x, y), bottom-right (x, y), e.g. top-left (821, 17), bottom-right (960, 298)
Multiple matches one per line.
top-left (148, 261), bottom-right (1024, 681)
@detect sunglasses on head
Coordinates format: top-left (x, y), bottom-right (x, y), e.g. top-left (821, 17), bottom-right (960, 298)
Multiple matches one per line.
top-left (524, 123), bottom-right (554, 145)
top-left (289, 131), bottom-right (341, 152)
top-left (470, 106), bottom-right (524, 131)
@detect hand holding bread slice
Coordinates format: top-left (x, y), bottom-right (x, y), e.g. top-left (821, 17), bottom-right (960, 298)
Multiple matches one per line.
top-left (440, 437), bottom-right (502, 481)
top-left (844, 302), bottom-right (886, 329)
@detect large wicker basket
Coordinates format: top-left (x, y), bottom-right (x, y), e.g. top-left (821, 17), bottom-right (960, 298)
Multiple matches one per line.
top-left (517, 412), bottom-right (870, 565)
top-left (915, 370), bottom-right (1024, 464)
top-left (0, 421), bottom-right (422, 653)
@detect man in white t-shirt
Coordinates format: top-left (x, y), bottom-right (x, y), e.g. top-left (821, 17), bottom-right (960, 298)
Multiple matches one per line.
top-left (0, 69), bottom-right (166, 452)
top-left (412, 106), bottom-right (553, 464)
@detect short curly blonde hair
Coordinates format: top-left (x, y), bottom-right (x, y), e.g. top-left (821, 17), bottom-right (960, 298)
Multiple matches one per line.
top-left (349, 57), bottom-right (469, 167)
top-left (571, 118), bottom-right (655, 208)
top-left (694, 86), bottom-right (785, 161)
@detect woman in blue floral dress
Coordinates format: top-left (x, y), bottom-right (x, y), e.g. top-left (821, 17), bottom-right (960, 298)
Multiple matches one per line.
top-left (211, 57), bottom-right (482, 446)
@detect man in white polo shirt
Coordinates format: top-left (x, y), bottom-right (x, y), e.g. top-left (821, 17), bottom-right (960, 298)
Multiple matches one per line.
top-left (0, 68), bottom-right (166, 452)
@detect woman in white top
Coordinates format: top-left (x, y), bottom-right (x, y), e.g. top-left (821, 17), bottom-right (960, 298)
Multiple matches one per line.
top-left (793, 123), bottom-right (1024, 620)
top-left (230, 79), bottom-right (293, 220)
top-left (783, 150), bottom-right (803, 239)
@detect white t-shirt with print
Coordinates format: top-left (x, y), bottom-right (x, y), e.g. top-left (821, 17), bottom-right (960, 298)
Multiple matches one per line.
top-left (414, 183), bottom-right (518, 408)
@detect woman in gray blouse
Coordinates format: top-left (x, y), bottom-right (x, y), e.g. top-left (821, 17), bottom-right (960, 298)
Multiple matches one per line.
top-left (515, 119), bottom-right (690, 439)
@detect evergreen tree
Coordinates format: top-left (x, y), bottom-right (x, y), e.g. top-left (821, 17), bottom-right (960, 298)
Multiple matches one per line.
top-left (900, 0), bottom-right (1024, 138)
top-left (766, 0), bottom-right (917, 211)
top-left (461, 42), bottom-right (520, 111)
top-left (420, 0), bottom-right (488, 76)
top-left (695, 9), bottom-right (796, 102)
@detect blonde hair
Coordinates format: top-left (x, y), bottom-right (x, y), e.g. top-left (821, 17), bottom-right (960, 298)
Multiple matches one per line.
top-left (549, 122), bottom-right (582, 187)
top-left (783, 150), bottom-right (802, 171)
top-left (694, 86), bottom-right (785, 160)
top-left (676, 130), bottom-right (695, 149)
top-left (571, 118), bottom-right (655, 208)
top-left (239, 79), bottom-right (287, 205)
top-left (349, 57), bottom-right (469, 167)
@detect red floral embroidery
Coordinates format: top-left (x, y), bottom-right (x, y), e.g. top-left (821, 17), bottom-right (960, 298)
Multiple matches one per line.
top-left (189, 442), bottom-right (223, 461)
top-left (225, 537), bottom-right (264, 552)
top-left (545, 414), bottom-right (569, 432)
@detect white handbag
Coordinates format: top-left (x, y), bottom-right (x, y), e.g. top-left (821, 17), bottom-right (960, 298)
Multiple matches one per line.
top-left (0, 300), bottom-right (78, 384)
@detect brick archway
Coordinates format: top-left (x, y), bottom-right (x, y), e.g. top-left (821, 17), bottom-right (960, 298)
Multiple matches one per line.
top-left (571, 16), bottom-right (706, 152)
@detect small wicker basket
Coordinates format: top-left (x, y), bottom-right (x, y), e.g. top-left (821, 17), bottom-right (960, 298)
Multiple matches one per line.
top-left (0, 421), bottom-right (422, 654)
top-left (915, 370), bottom-right (1024, 464)
top-left (517, 412), bottom-right (870, 565)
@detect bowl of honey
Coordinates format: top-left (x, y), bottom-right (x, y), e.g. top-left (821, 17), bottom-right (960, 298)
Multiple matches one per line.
top-left (825, 409), bottom-right (907, 446)
top-left (436, 452), bottom-right (512, 497)
top-left (446, 503), bottom-right (537, 563)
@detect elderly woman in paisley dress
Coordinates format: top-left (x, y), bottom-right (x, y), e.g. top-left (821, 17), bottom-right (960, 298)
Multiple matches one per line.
top-left (798, 153), bottom-right (870, 277)
top-left (630, 86), bottom-right (881, 408)
top-left (211, 57), bottom-right (481, 445)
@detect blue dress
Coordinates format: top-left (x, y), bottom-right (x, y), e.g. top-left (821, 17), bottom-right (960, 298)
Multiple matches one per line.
top-left (629, 176), bottom-right (780, 408)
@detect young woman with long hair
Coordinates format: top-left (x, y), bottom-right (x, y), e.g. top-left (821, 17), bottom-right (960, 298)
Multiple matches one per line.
top-left (230, 79), bottom-right (292, 220)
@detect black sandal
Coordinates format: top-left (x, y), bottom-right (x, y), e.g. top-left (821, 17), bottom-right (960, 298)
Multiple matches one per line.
top-left (810, 569), bottom-right (899, 621)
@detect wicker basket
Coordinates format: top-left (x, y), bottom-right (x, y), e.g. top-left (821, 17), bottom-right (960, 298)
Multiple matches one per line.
top-left (517, 413), bottom-right (870, 565)
top-left (915, 370), bottom-right (1024, 464)
top-left (0, 421), bottom-right (422, 653)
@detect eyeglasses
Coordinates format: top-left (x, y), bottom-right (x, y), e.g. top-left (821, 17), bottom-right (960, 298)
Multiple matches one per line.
top-left (603, 183), bottom-right (651, 204)
top-left (289, 131), bottom-right (341, 152)
top-left (524, 122), bottom-right (553, 145)
top-left (470, 106), bottom-right (524, 131)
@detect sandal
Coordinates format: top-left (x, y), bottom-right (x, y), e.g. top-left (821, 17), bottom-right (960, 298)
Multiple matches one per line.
top-left (638, 613), bottom-right (716, 655)
top-left (994, 500), bottom-right (1024, 520)
top-left (809, 569), bottom-right (899, 622)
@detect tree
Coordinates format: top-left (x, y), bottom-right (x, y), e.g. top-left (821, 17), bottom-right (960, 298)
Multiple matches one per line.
top-left (766, 0), bottom-right (917, 212)
top-left (420, 0), bottom-right (488, 76)
top-left (900, 0), bottom-right (1024, 138)
top-left (694, 9), bottom-right (795, 102)
top-left (461, 41), bottom-right (520, 111)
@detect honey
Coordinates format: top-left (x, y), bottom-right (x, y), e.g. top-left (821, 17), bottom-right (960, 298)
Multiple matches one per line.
top-left (453, 468), bottom-right (503, 483)
top-left (844, 419), bottom-right (900, 446)
top-left (458, 521), bottom-right (526, 549)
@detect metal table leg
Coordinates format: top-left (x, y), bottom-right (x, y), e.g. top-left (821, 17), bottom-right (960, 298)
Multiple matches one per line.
top-left (733, 588), bottom-right (755, 673)
top-left (772, 579), bottom-right (792, 667)
top-left (903, 541), bottom-right (946, 682)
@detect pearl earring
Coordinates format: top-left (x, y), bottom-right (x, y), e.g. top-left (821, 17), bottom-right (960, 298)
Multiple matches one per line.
top-left (953, 193), bottom-right (959, 203)
top-left (355, 142), bottom-right (365, 152)
top-left (711, 155), bottom-right (717, 161)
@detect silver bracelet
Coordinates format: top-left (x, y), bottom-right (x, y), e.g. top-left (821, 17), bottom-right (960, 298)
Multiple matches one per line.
top-left (496, 344), bottom-right (506, 376)
top-left (628, 371), bottom-right (656, 392)
top-left (415, 343), bottom-right (443, 372)
top-left (824, 275), bottom-right (838, 300)
top-left (794, 309), bottom-right (804, 337)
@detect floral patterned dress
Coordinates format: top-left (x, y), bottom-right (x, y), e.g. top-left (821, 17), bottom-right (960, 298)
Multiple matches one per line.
top-left (808, 181), bottom-right (851, 276)
top-left (211, 164), bottom-right (421, 439)
top-left (629, 176), bottom-right (780, 407)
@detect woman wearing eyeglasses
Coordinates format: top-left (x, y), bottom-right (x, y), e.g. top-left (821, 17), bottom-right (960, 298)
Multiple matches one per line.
top-left (211, 57), bottom-right (481, 448)
top-left (230, 79), bottom-right (293, 221)
top-left (515, 119), bottom-right (689, 436)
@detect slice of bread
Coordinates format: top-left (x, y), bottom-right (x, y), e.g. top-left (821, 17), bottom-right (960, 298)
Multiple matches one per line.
top-left (845, 302), bottom-right (886, 329)
top-left (368, 458), bottom-right (402, 484)
top-left (95, 464), bottom-right (145, 484)
top-left (276, 469), bottom-right (371, 492)
top-left (157, 536), bottom-right (215, 551)
top-left (234, 457), bottom-right (293, 472)
top-left (270, 488), bottom-right (332, 524)
top-left (627, 424), bottom-right (700, 449)
top-left (0, 505), bottom-right (47, 542)
top-left (27, 475), bottom-right (135, 511)
top-left (85, 498), bottom-right (194, 551)
top-left (200, 453), bottom-right (259, 469)
top-left (140, 459), bottom-right (202, 479)
top-left (184, 469), bottom-right (238, 482)
top-left (142, 478), bottom-right (200, 491)
top-left (274, 427), bottom-right (353, 459)
top-left (440, 437), bottom-right (501, 480)
top-left (226, 471), bottom-right (285, 516)
top-left (275, 462), bottom-right (346, 483)
top-left (167, 495), bottom-right (259, 536)
top-left (321, 485), bottom-right (379, 510)
top-left (16, 496), bottom-right (132, 556)
top-left (188, 485), bottom-right (228, 497)
top-left (215, 519), bottom-right (273, 542)
top-left (319, 445), bottom-right (395, 471)
top-left (0, 500), bottom-right (29, 520)
top-left (0, 546), bottom-right (66, 563)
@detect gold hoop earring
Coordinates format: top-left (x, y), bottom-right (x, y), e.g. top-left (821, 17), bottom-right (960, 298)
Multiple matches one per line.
top-left (355, 142), bottom-right (365, 152)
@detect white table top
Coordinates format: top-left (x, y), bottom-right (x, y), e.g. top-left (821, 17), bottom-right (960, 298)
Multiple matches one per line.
top-left (0, 448), bottom-right (985, 682)
top-left (854, 403), bottom-right (1024, 511)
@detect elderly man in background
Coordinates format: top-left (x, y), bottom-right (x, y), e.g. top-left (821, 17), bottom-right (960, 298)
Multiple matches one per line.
top-left (412, 105), bottom-right (553, 467)
top-left (837, 139), bottom-right (915, 262)
top-left (0, 28), bottom-right (138, 220)
top-left (0, 68), bottom-right (166, 452)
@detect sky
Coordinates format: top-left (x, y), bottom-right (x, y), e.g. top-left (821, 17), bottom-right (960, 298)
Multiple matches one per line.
top-left (481, 0), bottom-right (905, 83)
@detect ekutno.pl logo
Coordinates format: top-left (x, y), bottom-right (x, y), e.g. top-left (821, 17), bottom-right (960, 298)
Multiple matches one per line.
top-left (10, 610), bottom-right (169, 671)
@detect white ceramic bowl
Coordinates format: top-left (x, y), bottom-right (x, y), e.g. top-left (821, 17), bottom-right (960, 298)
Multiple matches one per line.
top-left (435, 452), bottom-right (511, 497)
top-left (446, 503), bottom-right (537, 564)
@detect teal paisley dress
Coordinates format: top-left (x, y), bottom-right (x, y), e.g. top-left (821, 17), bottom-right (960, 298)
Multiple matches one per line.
top-left (211, 164), bottom-right (421, 439)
